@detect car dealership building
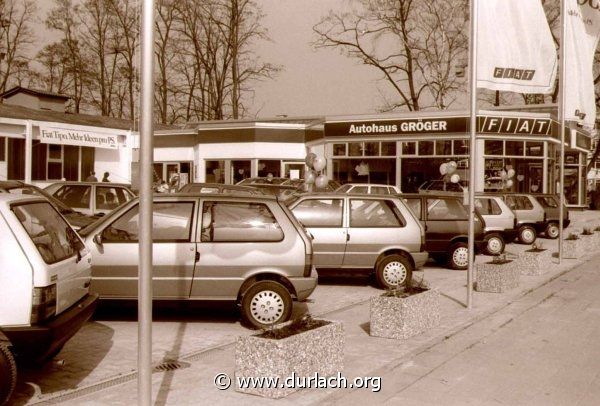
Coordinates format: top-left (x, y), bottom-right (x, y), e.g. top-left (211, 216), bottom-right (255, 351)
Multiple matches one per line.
top-left (0, 87), bottom-right (593, 208)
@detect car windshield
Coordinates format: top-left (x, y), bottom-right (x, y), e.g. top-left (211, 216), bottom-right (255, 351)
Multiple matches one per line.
top-left (4, 185), bottom-right (74, 214)
top-left (12, 201), bottom-right (77, 264)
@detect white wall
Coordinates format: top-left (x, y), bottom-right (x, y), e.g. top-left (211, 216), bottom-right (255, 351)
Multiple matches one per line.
top-left (154, 147), bottom-right (195, 162)
top-left (95, 143), bottom-right (131, 183)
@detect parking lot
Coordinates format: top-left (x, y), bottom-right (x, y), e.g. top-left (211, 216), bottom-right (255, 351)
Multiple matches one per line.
top-left (8, 210), bottom-right (599, 405)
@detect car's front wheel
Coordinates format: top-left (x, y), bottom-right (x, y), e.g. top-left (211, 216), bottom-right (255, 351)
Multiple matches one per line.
top-left (0, 343), bottom-right (16, 406)
top-left (545, 222), bottom-right (559, 239)
top-left (448, 242), bottom-right (469, 270)
top-left (518, 225), bottom-right (537, 244)
top-left (375, 254), bottom-right (413, 289)
top-left (484, 233), bottom-right (505, 256)
top-left (241, 281), bottom-right (293, 329)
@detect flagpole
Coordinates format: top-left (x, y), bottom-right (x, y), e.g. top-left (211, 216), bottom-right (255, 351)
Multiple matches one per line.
top-left (558, 0), bottom-right (567, 263)
top-left (467, 0), bottom-right (478, 309)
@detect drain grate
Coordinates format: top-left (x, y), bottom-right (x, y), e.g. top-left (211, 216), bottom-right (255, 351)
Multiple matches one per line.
top-left (153, 360), bottom-right (190, 373)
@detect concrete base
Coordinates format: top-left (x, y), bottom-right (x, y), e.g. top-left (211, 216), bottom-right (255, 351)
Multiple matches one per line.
top-left (475, 260), bottom-right (520, 293)
top-left (235, 320), bottom-right (344, 398)
top-left (370, 288), bottom-right (441, 340)
top-left (562, 239), bottom-right (586, 259)
top-left (518, 249), bottom-right (550, 276)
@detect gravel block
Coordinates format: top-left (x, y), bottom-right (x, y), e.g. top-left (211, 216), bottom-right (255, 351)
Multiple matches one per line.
top-left (370, 288), bottom-right (440, 340)
top-left (517, 249), bottom-right (551, 276)
top-left (562, 239), bottom-right (586, 259)
top-left (475, 260), bottom-right (520, 293)
top-left (235, 320), bottom-right (344, 398)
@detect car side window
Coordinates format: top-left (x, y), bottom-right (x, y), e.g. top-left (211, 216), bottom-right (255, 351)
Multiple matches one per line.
top-left (475, 198), bottom-right (501, 215)
top-left (521, 197), bottom-right (534, 210)
top-left (404, 198), bottom-right (422, 220)
top-left (349, 199), bottom-right (405, 227)
top-left (291, 199), bottom-right (343, 227)
top-left (350, 186), bottom-right (368, 194)
top-left (372, 186), bottom-right (390, 195)
top-left (505, 196), bottom-right (517, 210)
top-left (489, 199), bottom-right (502, 215)
top-left (427, 198), bottom-right (468, 220)
top-left (97, 186), bottom-right (129, 210)
top-left (201, 201), bottom-right (283, 242)
top-left (102, 202), bottom-right (194, 242)
top-left (12, 202), bottom-right (77, 264)
top-left (54, 185), bottom-right (91, 209)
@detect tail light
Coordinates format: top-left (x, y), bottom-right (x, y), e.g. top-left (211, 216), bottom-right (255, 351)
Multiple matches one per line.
top-left (31, 284), bottom-right (57, 324)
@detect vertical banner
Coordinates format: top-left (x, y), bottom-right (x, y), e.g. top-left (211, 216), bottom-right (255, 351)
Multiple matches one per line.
top-left (477, 0), bottom-right (557, 94)
top-left (564, 0), bottom-right (600, 127)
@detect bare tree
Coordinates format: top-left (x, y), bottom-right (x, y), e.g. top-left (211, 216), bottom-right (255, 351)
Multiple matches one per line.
top-left (313, 0), bottom-right (467, 112)
top-left (45, 0), bottom-right (88, 112)
top-left (0, 0), bottom-right (37, 93)
top-left (107, 0), bottom-right (139, 120)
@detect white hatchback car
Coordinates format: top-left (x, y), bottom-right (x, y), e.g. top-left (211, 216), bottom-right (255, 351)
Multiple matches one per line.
top-left (0, 194), bottom-right (98, 405)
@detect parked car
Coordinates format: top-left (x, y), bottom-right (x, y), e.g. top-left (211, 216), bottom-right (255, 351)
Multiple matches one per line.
top-left (0, 194), bottom-right (98, 405)
top-left (178, 182), bottom-right (264, 195)
top-left (335, 183), bottom-right (401, 195)
top-left (287, 193), bottom-right (427, 289)
top-left (400, 194), bottom-right (486, 269)
top-left (78, 193), bottom-right (317, 329)
top-left (287, 178), bottom-right (342, 192)
top-left (0, 181), bottom-right (99, 230)
top-left (236, 177), bottom-right (289, 185)
top-left (418, 179), bottom-right (466, 196)
top-left (472, 195), bottom-right (518, 255)
top-left (45, 181), bottom-right (135, 217)
top-left (531, 194), bottom-right (571, 239)
top-left (492, 193), bottom-right (547, 244)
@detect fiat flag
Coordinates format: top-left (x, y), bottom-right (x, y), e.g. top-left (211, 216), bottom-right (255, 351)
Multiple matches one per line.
top-left (476, 0), bottom-right (557, 94)
top-left (564, 0), bottom-right (600, 128)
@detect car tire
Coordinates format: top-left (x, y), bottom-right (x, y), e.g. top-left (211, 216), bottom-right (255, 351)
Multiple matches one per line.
top-left (241, 281), bottom-right (293, 329)
top-left (545, 222), bottom-right (559, 239)
top-left (484, 233), bottom-right (505, 256)
top-left (448, 242), bottom-right (469, 270)
top-left (518, 225), bottom-right (537, 244)
top-left (375, 254), bottom-right (413, 289)
top-left (0, 343), bottom-right (16, 406)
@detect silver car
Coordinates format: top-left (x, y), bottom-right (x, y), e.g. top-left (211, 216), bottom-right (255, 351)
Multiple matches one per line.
top-left (474, 195), bottom-right (518, 255)
top-left (45, 181), bottom-right (136, 217)
top-left (288, 193), bottom-right (427, 289)
top-left (79, 194), bottom-right (317, 328)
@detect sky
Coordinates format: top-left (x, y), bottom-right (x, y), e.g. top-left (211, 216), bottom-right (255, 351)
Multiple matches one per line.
top-left (250, 0), bottom-right (384, 118)
top-left (34, 0), bottom-right (391, 119)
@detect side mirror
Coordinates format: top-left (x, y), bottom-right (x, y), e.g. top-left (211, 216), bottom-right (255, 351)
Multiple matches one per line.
top-left (93, 233), bottom-right (103, 246)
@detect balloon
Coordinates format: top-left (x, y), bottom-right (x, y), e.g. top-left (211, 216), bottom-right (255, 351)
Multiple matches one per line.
top-left (313, 156), bottom-right (326, 172)
top-left (315, 174), bottom-right (329, 189)
top-left (305, 170), bottom-right (316, 184)
top-left (305, 152), bottom-right (317, 168)
top-left (507, 169), bottom-right (515, 179)
top-left (450, 174), bottom-right (460, 183)
top-left (517, 174), bottom-right (525, 182)
top-left (439, 163), bottom-right (448, 175)
top-left (506, 179), bottom-right (514, 188)
top-left (447, 161), bottom-right (457, 174)
top-left (500, 170), bottom-right (508, 180)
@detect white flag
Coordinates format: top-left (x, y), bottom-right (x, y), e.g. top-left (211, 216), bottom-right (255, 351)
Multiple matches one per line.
top-left (476, 0), bottom-right (557, 94)
top-left (564, 0), bottom-right (600, 128)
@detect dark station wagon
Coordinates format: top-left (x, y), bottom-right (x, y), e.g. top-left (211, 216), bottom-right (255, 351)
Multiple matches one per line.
top-left (400, 194), bottom-right (486, 270)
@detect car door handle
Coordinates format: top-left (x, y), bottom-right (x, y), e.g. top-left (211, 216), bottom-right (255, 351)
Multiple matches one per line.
top-left (195, 252), bottom-right (200, 262)
top-left (346, 233), bottom-right (350, 242)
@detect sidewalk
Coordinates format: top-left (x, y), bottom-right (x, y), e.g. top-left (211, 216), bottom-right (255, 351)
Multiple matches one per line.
top-left (40, 210), bottom-right (600, 405)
